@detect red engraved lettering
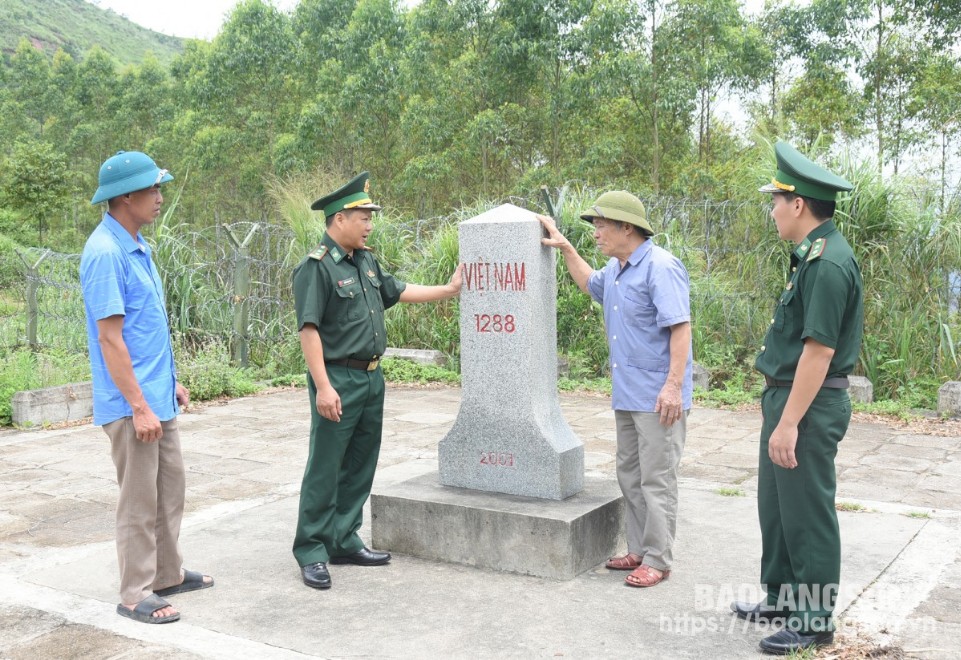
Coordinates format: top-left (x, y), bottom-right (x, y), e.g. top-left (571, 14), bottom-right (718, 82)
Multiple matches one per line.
top-left (479, 451), bottom-right (516, 466)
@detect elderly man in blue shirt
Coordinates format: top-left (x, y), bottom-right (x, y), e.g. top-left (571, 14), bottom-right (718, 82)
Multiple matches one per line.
top-left (80, 151), bottom-right (212, 625)
top-left (539, 191), bottom-right (692, 588)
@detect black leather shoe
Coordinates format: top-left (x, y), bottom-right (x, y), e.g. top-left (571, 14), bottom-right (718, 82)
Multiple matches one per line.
top-left (329, 547), bottom-right (391, 566)
top-left (730, 601), bottom-right (788, 622)
top-left (301, 562), bottom-right (331, 589)
top-left (759, 629), bottom-right (834, 655)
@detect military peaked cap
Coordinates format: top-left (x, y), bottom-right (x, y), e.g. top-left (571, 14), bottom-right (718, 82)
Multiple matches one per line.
top-left (311, 171), bottom-right (382, 218)
top-left (759, 141), bottom-right (853, 202)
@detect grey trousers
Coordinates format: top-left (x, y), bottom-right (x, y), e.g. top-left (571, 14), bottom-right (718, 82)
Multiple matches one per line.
top-left (104, 416), bottom-right (185, 605)
top-left (614, 410), bottom-right (687, 571)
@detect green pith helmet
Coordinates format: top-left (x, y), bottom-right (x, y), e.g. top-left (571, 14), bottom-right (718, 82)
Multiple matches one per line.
top-left (758, 141), bottom-right (853, 202)
top-left (90, 151), bottom-right (173, 205)
top-left (311, 171), bottom-right (383, 218)
top-left (580, 190), bottom-right (654, 236)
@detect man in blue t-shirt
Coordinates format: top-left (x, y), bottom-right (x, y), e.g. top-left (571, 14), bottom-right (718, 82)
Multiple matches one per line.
top-left (539, 191), bottom-right (693, 588)
top-left (80, 151), bottom-right (212, 625)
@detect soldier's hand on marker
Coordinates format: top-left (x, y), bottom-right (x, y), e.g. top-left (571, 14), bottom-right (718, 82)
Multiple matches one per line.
top-left (175, 382), bottom-right (190, 408)
top-left (655, 382), bottom-right (683, 427)
top-left (769, 423), bottom-right (798, 469)
top-left (316, 383), bottom-right (342, 422)
top-left (133, 405), bottom-right (163, 443)
top-left (537, 215), bottom-right (570, 250)
top-left (447, 263), bottom-right (464, 296)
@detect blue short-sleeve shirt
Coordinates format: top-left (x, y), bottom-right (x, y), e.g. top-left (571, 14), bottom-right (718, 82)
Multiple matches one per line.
top-left (79, 214), bottom-right (178, 425)
top-left (587, 241), bottom-right (693, 412)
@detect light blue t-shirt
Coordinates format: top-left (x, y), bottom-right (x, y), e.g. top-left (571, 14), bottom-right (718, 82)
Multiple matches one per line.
top-left (79, 213), bottom-right (178, 426)
top-left (587, 240), bottom-right (693, 412)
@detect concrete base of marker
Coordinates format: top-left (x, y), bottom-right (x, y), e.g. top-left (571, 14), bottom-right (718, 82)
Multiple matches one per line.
top-left (12, 382), bottom-right (93, 426)
top-left (371, 472), bottom-right (624, 580)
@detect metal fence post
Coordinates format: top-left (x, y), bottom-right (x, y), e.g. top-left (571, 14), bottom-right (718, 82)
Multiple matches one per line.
top-left (222, 223), bottom-right (260, 367)
top-left (16, 249), bottom-right (51, 349)
top-left (540, 185), bottom-right (568, 224)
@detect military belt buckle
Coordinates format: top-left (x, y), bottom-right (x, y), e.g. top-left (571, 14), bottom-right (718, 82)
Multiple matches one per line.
top-left (367, 358), bottom-right (379, 372)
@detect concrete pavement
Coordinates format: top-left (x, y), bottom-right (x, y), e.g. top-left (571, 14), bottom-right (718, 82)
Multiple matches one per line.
top-left (1, 386), bottom-right (960, 659)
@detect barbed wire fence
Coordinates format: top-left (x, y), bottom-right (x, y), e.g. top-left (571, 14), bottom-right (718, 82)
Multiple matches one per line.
top-left (0, 199), bottom-right (788, 365)
top-left (2, 198), bottom-right (785, 372)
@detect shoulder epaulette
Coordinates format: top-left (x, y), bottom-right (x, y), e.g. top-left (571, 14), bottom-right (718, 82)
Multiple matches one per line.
top-left (806, 237), bottom-right (826, 261)
top-left (308, 245), bottom-right (328, 261)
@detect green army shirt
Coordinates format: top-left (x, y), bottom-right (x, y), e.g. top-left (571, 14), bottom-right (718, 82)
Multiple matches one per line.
top-left (755, 220), bottom-right (863, 382)
top-left (292, 233), bottom-right (407, 361)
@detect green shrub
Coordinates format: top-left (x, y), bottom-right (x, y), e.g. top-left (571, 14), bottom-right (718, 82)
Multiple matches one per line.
top-left (380, 357), bottom-right (460, 385)
top-left (176, 340), bottom-right (261, 401)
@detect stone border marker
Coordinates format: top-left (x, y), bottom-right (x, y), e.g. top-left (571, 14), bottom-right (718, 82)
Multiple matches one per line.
top-left (438, 203), bottom-right (584, 500)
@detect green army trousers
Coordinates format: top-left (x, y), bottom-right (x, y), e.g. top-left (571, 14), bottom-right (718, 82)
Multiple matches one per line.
top-left (293, 365), bottom-right (385, 566)
top-left (758, 385), bottom-right (851, 634)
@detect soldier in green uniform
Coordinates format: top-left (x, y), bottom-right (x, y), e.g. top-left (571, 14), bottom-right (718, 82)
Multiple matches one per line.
top-left (291, 172), bottom-right (462, 590)
top-left (730, 142), bottom-right (863, 655)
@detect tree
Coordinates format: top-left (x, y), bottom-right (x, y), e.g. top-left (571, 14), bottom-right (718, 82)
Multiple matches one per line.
top-left (0, 139), bottom-right (77, 244)
top-left (7, 39), bottom-right (53, 138)
top-left (175, 0), bottom-right (300, 218)
top-left (115, 54), bottom-right (173, 149)
top-left (857, 0), bottom-right (925, 173)
top-left (668, 0), bottom-right (764, 165)
top-left (911, 52), bottom-right (961, 211)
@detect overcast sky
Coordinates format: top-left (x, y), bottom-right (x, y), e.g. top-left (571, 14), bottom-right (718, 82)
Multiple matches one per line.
top-left (84, 0), bottom-right (299, 40)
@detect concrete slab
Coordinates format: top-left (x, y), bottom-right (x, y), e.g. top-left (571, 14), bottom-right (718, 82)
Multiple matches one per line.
top-left (370, 473), bottom-right (624, 580)
top-left (2, 484), bottom-right (928, 660)
top-left (2, 387), bottom-right (961, 658)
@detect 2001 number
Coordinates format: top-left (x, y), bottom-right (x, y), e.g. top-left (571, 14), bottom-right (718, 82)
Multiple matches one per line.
top-left (474, 314), bottom-right (516, 333)
top-left (480, 452), bottom-right (515, 467)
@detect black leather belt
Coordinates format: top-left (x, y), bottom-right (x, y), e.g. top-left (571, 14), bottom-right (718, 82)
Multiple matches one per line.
top-left (326, 357), bottom-right (380, 372)
top-left (765, 376), bottom-right (849, 389)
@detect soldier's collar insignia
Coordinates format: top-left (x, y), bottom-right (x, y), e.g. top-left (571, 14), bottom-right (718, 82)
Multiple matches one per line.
top-left (330, 247), bottom-right (342, 262)
top-left (794, 239), bottom-right (811, 259)
top-left (807, 237), bottom-right (826, 261)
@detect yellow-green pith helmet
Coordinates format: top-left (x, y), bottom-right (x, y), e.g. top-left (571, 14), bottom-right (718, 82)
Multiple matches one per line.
top-left (580, 190), bottom-right (653, 236)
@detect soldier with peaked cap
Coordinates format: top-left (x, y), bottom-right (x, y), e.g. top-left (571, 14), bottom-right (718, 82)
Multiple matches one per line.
top-left (538, 190), bottom-right (693, 589)
top-left (291, 172), bottom-right (463, 590)
top-left (81, 151), bottom-right (213, 625)
top-left (731, 141), bottom-right (863, 655)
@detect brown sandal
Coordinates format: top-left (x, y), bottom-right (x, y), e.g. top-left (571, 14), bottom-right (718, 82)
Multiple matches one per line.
top-left (605, 553), bottom-right (643, 570)
top-left (625, 564), bottom-right (670, 588)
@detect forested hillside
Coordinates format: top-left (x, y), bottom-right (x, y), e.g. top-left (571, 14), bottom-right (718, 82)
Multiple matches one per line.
top-left (0, 0), bottom-right (184, 66)
top-left (1, 0), bottom-right (960, 242)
